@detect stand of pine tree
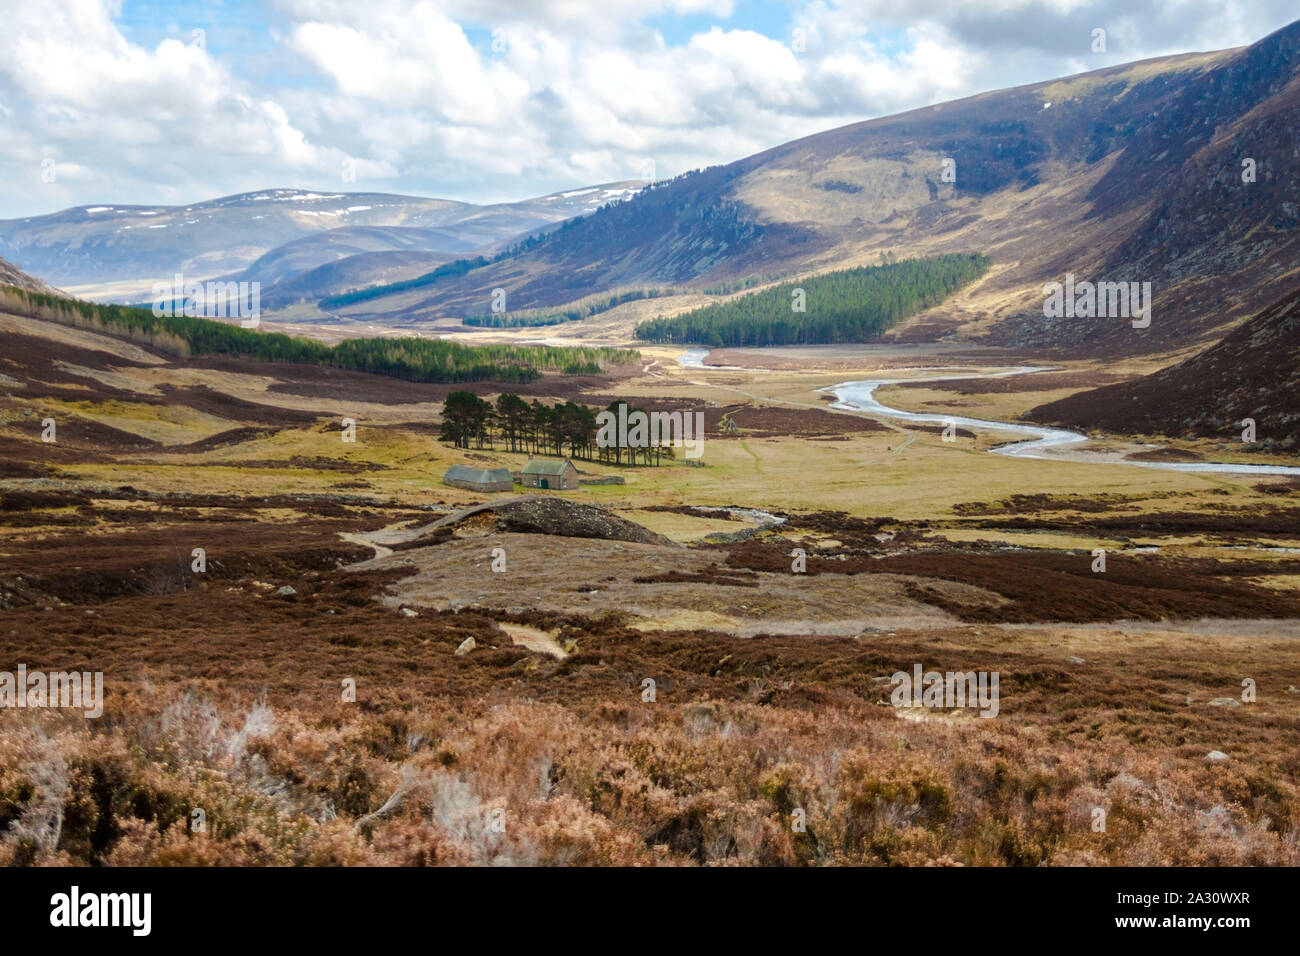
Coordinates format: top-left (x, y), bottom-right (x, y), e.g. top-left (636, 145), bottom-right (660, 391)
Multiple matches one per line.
top-left (634, 254), bottom-right (990, 346)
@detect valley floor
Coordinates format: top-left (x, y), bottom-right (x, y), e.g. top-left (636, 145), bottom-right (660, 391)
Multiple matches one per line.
top-left (1, 313), bottom-right (1298, 865)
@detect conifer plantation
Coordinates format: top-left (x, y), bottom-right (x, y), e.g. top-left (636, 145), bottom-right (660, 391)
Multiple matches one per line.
top-left (0, 286), bottom-right (635, 384)
top-left (634, 254), bottom-right (990, 346)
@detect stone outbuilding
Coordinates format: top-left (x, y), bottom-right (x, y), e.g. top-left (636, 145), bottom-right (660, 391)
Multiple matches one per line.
top-left (443, 465), bottom-right (514, 493)
top-left (520, 457), bottom-right (580, 490)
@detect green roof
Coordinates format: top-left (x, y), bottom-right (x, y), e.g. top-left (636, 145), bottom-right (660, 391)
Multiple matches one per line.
top-left (521, 458), bottom-right (574, 475)
top-left (444, 465), bottom-right (512, 484)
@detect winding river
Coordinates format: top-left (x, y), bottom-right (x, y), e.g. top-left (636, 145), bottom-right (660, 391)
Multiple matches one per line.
top-left (678, 350), bottom-right (1300, 477)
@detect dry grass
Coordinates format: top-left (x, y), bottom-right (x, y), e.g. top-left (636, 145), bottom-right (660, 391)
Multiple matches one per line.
top-left (3, 604), bottom-right (1297, 866)
top-left (2, 312), bottom-right (1298, 867)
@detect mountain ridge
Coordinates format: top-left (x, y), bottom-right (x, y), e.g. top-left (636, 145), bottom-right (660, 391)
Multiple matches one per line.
top-left (0, 182), bottom-right (645, 294)
top-left (321, 23), bottom-right (1300, 359)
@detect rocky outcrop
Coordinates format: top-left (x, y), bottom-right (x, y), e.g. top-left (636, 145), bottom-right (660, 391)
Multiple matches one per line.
top-left (422, 495), bottom-right (677, 547)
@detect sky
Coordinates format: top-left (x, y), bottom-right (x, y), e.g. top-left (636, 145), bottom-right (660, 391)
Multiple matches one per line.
top-left (0, 0), bottom-right (1296, 218)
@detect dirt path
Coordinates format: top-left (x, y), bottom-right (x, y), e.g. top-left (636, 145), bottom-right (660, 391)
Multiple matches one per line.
top-left (338, 532), bottom-right (393, 560)
top-left (338, 520), bottom-right (429, 561)
top-left (498, 622), bottom-right (569, 658)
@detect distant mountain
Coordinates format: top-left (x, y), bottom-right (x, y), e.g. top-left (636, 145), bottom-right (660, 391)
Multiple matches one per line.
top-left (256, 249), bottom-right (455, 311)
top-left (0, 183), bottom-right (645, 292)
top-left (1032, 284), bottom-right (1300, 448)
top-left (235, 225), bottom-right (477, 288)
top-left (333, 20), bottom-right (1300, 357)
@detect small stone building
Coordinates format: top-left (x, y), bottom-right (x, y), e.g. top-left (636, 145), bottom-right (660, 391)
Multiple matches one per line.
top-left (443, 465), bottom-right (514, 493)
top-left (520, 457), bottom-right (580, 490)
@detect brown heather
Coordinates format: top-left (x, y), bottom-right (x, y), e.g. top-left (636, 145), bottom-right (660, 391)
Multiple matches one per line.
top-left (2, 306), bottom-right (1298, 867)
top-left (0, 579), bottom-right (1296, 866)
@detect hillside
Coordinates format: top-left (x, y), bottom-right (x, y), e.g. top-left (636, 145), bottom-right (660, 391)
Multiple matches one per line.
top-left (1032, 284), bottom-right (1300, 448)
top-left (331, 20), bottom-right (1300, 358)
top-left (634, 254), bottom-right (990, 346)
top-left (256, 250), bottom-right (455, 311)
top-left (0, 183), bottom-right (644, 296)
top-left (0, 284), bottom-right (636, 386)
top-left (0, 256), bottom-right (58, 295)
top-left (234, 225), bottom-right (477, 288)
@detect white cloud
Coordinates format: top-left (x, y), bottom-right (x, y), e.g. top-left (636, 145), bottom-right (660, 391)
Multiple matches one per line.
top-left (0, 0), bottom-right (328, 212)
top-left (0, 0), bottom-right (1295, 217)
